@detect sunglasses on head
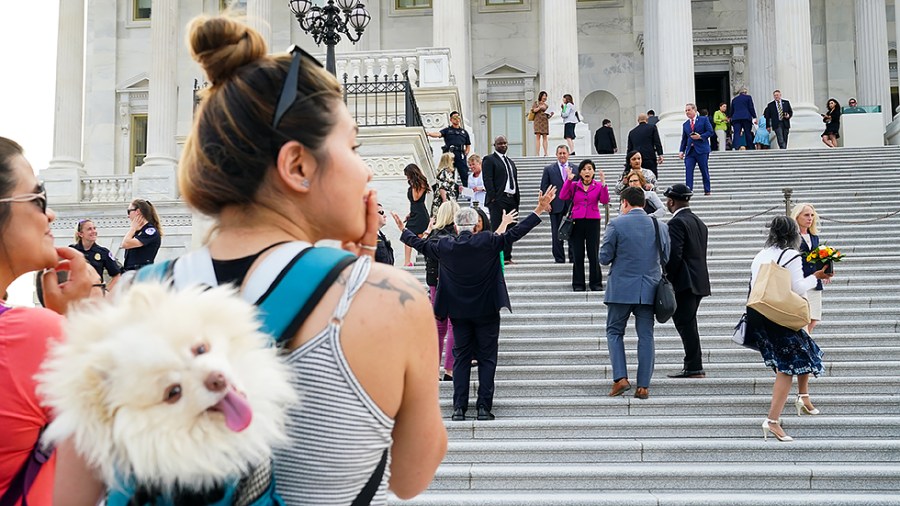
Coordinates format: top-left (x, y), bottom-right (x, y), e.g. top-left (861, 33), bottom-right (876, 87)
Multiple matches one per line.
top-left (0, 182), bottom-right (47, 214)
top-left (272, 45), bottom-right (325, 130)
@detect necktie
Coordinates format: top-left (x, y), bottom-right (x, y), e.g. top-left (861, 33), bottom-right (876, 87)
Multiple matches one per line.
top-left (560, 164), bottom-right (567, 181)
top-left (777, 101), bottom-right (783, 119)
top-left (690, 119), bottom-right (695, 132)
top-left (503, 155), bottom-right (516, 192)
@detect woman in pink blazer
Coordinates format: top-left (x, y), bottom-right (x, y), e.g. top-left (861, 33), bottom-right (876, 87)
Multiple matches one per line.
top-left (560, 159), bottom-right (610, 291)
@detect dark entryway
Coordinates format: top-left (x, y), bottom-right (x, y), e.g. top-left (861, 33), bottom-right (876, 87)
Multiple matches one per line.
top-left (694, 72), bottom-right (730, 118)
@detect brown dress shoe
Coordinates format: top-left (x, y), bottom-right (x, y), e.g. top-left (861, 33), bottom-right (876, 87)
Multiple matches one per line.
top-left (608, 379), bottom-right (631, 397)
top-left (634, 387), bottom-right (649, 399)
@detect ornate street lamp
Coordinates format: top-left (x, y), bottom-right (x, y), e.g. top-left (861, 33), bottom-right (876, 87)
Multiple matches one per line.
top-left (288, 0), bottom-right (371, 75)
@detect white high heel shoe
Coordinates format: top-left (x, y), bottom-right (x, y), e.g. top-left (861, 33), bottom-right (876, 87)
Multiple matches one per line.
top-left (795, 394), bottom-right (820, 416)
top-left (762, 418), bottom-right (793, 442)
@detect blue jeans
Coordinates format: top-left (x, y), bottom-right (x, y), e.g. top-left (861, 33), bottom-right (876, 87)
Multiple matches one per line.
top-left (606, 303), bottom-right (656, 388)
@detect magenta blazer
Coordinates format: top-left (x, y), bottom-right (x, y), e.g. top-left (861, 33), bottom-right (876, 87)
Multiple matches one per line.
top-left (560, 178), bottom-right (610, 220)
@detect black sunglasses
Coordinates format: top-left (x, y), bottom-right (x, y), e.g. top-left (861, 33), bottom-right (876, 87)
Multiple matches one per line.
top-left (272, 45), bottom-right (325, 129)
top-left (0, 182), bottom-right (47, 214)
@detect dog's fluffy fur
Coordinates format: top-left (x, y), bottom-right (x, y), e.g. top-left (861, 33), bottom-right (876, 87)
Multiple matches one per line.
top-left (38, 281), bottom-right (296, 493)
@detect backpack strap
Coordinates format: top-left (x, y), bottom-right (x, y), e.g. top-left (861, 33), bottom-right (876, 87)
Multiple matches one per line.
top-left (0, 426), bottom-right (53, 506)
top-left (351, 449), bottom-right (388, 506)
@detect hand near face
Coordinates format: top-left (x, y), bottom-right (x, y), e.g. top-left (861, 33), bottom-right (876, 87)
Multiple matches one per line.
top-left (566, 170), bottom-right (575, 181)
top-left (130, 214), bottom-right (147, 231)
top-left (42, 247), bottom-right (95, 316)
top-left (342, 189), bottom-right (380, 258)
top-left (391, 211), bottom-right (405, 230)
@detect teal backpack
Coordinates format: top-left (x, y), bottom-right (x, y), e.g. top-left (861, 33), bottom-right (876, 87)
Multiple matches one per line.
top-left (112, 243), bottom-right (386, 506)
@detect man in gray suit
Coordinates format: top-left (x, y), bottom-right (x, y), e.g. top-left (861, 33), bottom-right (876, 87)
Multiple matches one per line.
top-left (600, 186), bottom-right (670, 400)
top-left (540, 145), bottom-right (577, 263)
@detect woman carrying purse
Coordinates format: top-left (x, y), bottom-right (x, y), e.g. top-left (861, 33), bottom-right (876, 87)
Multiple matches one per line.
top-left (559, 159), bottom-right (608, 291)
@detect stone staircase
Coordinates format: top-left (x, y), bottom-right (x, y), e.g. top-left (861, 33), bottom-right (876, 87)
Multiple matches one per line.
top-left (390, 147), bottom-right (900, 506)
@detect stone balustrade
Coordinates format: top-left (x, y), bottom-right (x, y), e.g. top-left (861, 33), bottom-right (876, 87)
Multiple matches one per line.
top-left (313, 47), bottom-right (454, 88)
top-left (81, 176), bottom-right (134, 203)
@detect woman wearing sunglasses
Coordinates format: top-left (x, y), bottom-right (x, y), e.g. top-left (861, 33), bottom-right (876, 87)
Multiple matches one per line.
top-left (120, 199), bottom-right (163, 271)
top-left (55, 15), bottom-right (446, 506)
top-left (0, 137), bottom-right (93, 504)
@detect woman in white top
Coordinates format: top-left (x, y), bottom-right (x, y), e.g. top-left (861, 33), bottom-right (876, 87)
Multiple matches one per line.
top-left (749, 216), bottom-right (832, 442)
top-left (561, 94), bottom-right (579, 155)
top-left (466, 154), bottom-right (486, 208)
top-left (624, 170), bottom-right (665, 218)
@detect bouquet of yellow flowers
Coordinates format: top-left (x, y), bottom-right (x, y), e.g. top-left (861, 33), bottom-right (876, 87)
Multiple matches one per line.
top-left (805, 244), bottom-right (844, 264)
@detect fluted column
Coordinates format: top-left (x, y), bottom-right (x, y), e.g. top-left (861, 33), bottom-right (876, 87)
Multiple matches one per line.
top-left (433, 0), bottom-right (472, 125)
top-left (651, 0), bottom-right (695, 153)
top-left (42, 0), bottom-right (86, 204)
top-left (747, 0), bottom-right (776, 103)
top-left (135, 0), bottom-right (179, 198)
top-left (246, 0), bottom-right (272, 49)
top-left (643, 0), bottom-right (658, 116)
top-left (855, 0), bottom-right (891, 125)
top-left (773, 0), bottom-right (820, 148)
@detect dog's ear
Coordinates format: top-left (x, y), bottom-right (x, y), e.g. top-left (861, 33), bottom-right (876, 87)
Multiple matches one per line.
top-left (125, 282), bottom-right (168, 313)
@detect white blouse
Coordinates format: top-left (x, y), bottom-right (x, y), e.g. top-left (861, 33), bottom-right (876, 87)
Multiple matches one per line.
top-left (750, 246), bottom-right (817, 298)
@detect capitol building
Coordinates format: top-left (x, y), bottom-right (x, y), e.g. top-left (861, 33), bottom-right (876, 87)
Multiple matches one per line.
top-left (42, 0), bottom-right (900, 258)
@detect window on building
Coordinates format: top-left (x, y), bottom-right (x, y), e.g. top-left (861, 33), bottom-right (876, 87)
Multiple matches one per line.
top-left (396, 0), bottom-right (431, 9)
top-left (488, 102), bottom-right (526, 157)
top-left (220, 0), bottom-right (247, 12)
top-left (486, 0), bottom-right (523, 4)
top-left (130, 114), bottom-right (148, 173)
top-left (134, 0), bottom-right (151, 20)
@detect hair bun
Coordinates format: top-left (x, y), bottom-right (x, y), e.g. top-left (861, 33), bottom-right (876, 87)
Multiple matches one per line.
top-left (187, 16), bottom-right (267, 86)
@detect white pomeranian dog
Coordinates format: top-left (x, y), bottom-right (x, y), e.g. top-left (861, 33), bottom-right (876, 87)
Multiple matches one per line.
top-left (38, 281), bottom-right (296, 499)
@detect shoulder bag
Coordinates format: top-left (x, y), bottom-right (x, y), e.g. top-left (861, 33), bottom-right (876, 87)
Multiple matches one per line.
top-left (747, 249), bottom-right (811, 331)
top-left (557, 198), bottom-right (575, 242)
top-left (526, 107), bottom-right (536, 122)
top-left (651, 216), bottom-right (677, 323)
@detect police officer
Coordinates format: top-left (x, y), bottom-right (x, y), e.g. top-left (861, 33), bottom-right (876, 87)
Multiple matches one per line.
top-left (427, 110), bottom-right (472, 187)
top-left (70, 219), bottom-right (122, 288)
top-left (121, 199), bottom-right (163, 271)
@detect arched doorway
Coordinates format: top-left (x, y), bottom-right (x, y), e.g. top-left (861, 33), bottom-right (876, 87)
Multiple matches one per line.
top-left (581, 90), bottom-right (621, 155)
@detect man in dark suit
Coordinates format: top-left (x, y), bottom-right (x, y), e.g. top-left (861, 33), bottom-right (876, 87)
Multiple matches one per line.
top-left (396, 188), bottom-right (556, 421)
top-left (663, 184), bottom-right (711, 378)
top-left (540, 144), bottom-right (577, 263)
top-left (482, 135), bottom-right (521, 264)
top-left (626, 113), bottom-right (665, 177)
top-left (729, 87), bottom-right (757, 150)
top-left (678, 103), bottom-right (714, 195)
top-left (764, 89), bottom-right (793, 149)
top-left (593, 119), bottom-right (618, 154)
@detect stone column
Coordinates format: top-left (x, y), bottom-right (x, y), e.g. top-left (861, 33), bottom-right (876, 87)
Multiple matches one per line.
top-left (773, 0), bottom-right (821, 148)
top-left (747, 0), bottom-right (776, 104)
top-left (650, 0), bottom-right (695, 153)
top-left (541, 0), bottom-right (583, 153)
top-left (136, 0), bottom-right (179, 199)
top-left (643, 1), bottom-right (658, 116)
top-left (855, 0), bottom-right (891, 125)
top-left (43, 0), bottom-right (86, 204)
top-left (246, 0), bottom-right (272, 49)
top-left (433, 0), bottom-right (472, 125)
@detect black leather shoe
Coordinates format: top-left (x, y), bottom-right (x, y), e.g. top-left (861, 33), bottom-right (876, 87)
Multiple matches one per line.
top-left (476, 407), bottom-right (495, 421)
top-left (589, 285), bottom-right (603, 291)
top-left (451, 408), bottom-right (466, 421)
top-left (667, 369), bottom-right (706, 379)
top-left (573, 286), bottom-right (586, 292)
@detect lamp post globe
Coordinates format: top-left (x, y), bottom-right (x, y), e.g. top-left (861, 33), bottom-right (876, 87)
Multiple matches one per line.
top-left (287, 0), bottom-right (369, 76)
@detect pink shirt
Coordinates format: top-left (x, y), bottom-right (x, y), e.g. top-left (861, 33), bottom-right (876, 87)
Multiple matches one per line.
top-left (0, 306), bottom-right (64, 505)
top-left (560, 179), bottom-right (610, 220)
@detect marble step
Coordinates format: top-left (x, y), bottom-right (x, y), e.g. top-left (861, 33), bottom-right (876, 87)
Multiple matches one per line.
top-left (489, 333), bottom-right (900, 351)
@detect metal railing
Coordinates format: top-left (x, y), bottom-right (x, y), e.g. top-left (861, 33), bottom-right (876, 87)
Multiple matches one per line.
top-left (342, 72), bottom-right (423, 128)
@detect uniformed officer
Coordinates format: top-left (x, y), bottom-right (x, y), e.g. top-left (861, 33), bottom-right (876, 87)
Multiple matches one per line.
top-left (427, 110), bottom-right (472, 187)
top-left (70, 219), bottom-right (122, 288)
top-left (121, 199), bottom-right (163, 271)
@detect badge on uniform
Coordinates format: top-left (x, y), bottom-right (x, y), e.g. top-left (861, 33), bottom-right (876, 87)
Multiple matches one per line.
top-left (94, 253), bottom-right (102, 261)
top-left (145, 227), bottom-right (157, 236)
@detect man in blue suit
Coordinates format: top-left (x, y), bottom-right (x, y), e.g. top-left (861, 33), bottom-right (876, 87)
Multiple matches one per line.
top-left (540, 144), bottom-right (577, 263)
top-left (679, 103), bottom-right (714, 195)
top-left (729, 87), bottom-right (757, 150)
top-left (599, 186), bottom-right (670, 400)
top-left (397, 187), bottom-right (556, 421)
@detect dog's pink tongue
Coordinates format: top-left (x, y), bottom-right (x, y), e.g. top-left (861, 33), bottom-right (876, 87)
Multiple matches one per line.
top-left (215, 390), bottom-right (253, 432)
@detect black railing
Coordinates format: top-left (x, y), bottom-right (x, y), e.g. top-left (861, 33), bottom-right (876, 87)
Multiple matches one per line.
top-left (342, 72), bottom-right (424, 127)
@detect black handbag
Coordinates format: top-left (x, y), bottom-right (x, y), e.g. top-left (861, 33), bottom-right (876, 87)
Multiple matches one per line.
top-left (651, 216), bottom-right (677, 323)
top-left (557, 200), bottom-right (574, 242)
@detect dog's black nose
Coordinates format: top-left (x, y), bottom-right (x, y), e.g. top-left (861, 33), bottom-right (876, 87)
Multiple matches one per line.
top-left (205, 372), bottom-right (227, 392)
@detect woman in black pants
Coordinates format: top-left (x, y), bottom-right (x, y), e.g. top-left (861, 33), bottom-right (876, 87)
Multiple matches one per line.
top-left (558, 159), bottom-right (609, 291)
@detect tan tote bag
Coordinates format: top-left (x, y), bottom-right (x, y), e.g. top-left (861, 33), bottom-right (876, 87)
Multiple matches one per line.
top-left (747, 250), bottom-right (811, 331)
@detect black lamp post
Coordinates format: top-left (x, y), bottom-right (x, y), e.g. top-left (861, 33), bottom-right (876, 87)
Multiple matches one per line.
top-left (288, 0), bottom-right (371, 76)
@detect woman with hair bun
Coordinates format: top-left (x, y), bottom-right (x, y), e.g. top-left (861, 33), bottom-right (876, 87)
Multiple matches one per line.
top-left (748, 215), bottom-right (832, 442)
top-left (56, 14), bottom-right (446, 506)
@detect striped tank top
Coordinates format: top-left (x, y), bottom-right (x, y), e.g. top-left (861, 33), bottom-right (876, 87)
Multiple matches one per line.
top-left (272, 256), bottom-right (395, 505)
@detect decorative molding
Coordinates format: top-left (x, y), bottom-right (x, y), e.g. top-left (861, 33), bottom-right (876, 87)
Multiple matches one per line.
top-left (478, 0), bottom-right (532, 14)
top-left (636, 29), bottom-right (748, 55)
top-left (364, 156), bottom-right (416, 178)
